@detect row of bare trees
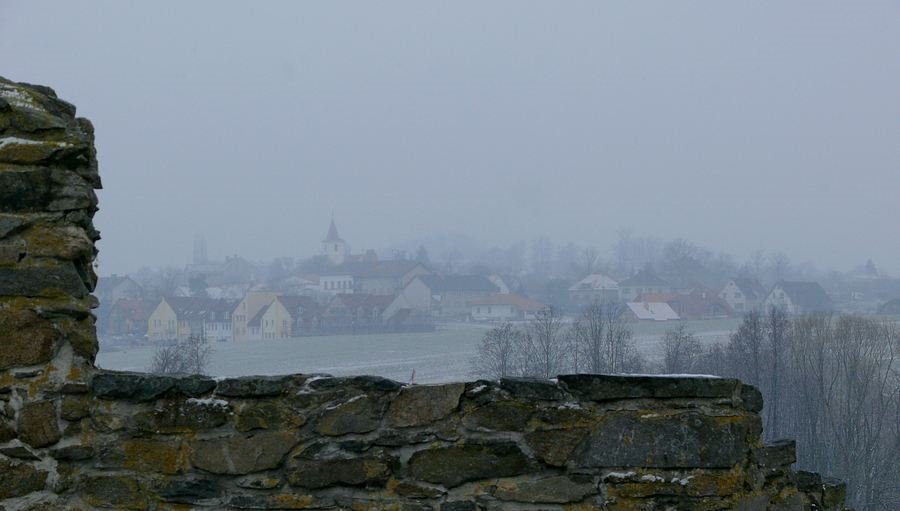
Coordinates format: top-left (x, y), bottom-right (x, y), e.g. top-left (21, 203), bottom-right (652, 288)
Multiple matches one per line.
top-left (472, 304), bottom-right (645, 380)
top-left (661, 310), bottom-right (899, 511)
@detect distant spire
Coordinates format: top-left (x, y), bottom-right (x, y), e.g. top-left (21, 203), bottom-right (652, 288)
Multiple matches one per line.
top-left (324, 215), bottom-right (343, 242)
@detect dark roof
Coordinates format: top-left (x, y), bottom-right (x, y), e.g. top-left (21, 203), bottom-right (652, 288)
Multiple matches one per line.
top-left (248, 304), bottom-right (269, 327)
top-left (323, 217), bottom-right (343, 242)
top-left (774, 281), bottom-right (833, 311)
top-left (330, 293), bottom-right (395, 311)
top-left (164, 297), bottom-right (237, 321)
top-left (326, 260), bottom-right (426, 279)
top-left (276, 295), bottom-right (320, 319)
top-left (619, 268), bottom-right (671, 288)
top-left (109, 298), bottom-right (154, 322)
top-left (731, 278), bottom-right (766, 301)
top-left (418, 275), bottom-right (499, 293)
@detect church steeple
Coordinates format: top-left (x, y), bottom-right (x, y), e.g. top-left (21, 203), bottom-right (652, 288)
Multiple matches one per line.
top-left (322, 215), bottom-right (347, 265)
top-left (323, 214), bottom-right (343, 243)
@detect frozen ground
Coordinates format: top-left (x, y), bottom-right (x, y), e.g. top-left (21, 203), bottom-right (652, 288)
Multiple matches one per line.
top-left (97, 319), bottom-right (741, 383)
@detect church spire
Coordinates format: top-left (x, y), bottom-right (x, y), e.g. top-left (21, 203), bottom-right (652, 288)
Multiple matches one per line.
top-left (324, 214), bottom-right (343, 243)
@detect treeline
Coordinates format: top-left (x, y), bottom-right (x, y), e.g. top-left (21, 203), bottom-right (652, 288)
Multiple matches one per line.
top-left (472, 308), bottom-right (899, 510)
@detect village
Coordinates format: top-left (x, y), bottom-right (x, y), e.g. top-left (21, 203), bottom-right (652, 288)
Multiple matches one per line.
top-left (94, 218), bottom-right (898, 346)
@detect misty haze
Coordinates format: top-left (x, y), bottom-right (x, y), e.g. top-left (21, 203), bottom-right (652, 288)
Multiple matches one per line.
top-left (2, 2), bottom-right (899, 510)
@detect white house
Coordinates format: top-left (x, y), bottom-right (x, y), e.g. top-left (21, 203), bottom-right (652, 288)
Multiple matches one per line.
top-left (568, 273), bottom-right (620, 306)
top-left (471, 294), bottom-right (547, 321)
top-left (618, 267), bottom-right (673, 302)
top-left (762, 281), bottom-right (833, 315)
top-left (719, 278), bottom-right (767, 314)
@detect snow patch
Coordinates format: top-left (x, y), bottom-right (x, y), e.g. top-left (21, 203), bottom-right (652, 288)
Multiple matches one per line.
top-left (640, 474), bottom-right (666, 483)
top-left (603, 471), bottom-right (636, 481)
top-left (670, 476), bottom-right (695, 486)
top-left (469, 384), bottom-right (488, 394)
top-left (186, 397), bottom-right (230, 408)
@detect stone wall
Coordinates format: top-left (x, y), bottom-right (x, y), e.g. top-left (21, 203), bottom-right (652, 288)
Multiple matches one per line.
top-left (0, 77), bottom-right (847, 510)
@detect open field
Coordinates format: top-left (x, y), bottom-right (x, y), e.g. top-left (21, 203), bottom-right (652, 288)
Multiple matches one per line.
top-left (97, 318), bottom-right (743, 383)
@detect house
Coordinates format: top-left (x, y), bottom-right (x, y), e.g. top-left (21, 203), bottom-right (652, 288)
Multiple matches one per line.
top-left (639, 289), bottom-right (731, 319)
top-left (319, 260), bottom-right (431, 296)
top-left (231, 291), bottom-right (279, 341)
top-left (568, 273), bottom-right (620, 306)
top-left (95, 274), bottom-right (144, 305)
top-left (147, 297), bottom-right (237, 342)
top-left (386, 275), bottom-right (499, 319)
top-left (471, 294), bottom-right (547, 321)
top-left (618, 267), bottom-right (673, 302)
top-left (621, 301), bottom-right (680, 321)
top-left (762, 281), bottom-right (833, 315)
top-left (877, 298), bottom-right (900, 315)
top-left (252, 295), bottom-right (322, 339)
top-left (95, 274), bottom-right (144, 334)
top-left (719, 278), bottom-right (767, 313)
top-left (105, 298), bottom-right (153, 337)
top-left (322, 293), bottom-right (395, 332)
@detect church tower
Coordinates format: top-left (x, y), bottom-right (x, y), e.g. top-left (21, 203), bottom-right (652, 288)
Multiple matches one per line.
top-left (322, 216), bottom-right (348, 265)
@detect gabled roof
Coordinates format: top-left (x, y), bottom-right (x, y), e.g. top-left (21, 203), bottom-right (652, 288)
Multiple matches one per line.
top-left (323, 217), bottom-right (343, 243)
top-left (619, 268), bottom-right (670, 288)
top-left (772, 281), bottom-right (833, 311)
top-left (324, 260), bottom-right (427, 279)
top-left (729, 278), bottom-right (767, 301)
top-left (417, 275), bottom-right (499, 293)
top-left (569, 273), bottom-right (619, 292)
top-left (624, 301), bottom-right (680, 321)
top-left (472, 294), bottom-right (547, 313)
top-left (248, 304), bottom-right (269, 327)
top-left (95, 275), bottom-right (141, 296)
top-left (164, 297), bottom-right (237, 321)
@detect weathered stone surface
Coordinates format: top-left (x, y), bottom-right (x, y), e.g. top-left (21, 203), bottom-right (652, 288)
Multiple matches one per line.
top-left (287, 457), bottom-right (394, 489)
top-left (573, 411), bottom-right (749, 468)
top-left (500, 377), bottom-right (569, 401)
top-left (317, 394), bottom-right (385, 435)
top-left (559, 374), bottom-right (739, 401)
top-left (216, 375), bottom-right (292, 397)
top-left (494, 475), bottom-right (596, 503)
top-left (525, 428), bottom-right (590, 467)
top-left (0, 444), bottom-right (39, 460)
top-left (158, 477), bottom-right (222, 504)
top-left (236, 400), bottom-right (305, 432)
top-left (389, 383), bottom-right (464, 427)
top-left (190, 431), bottom-right (298, 475)
top-left (407, 442), bottom-right (533, 487)
top-left (0, 308), bottom-right (60, 370)
top-left (0, 264), bottom-right (88, 298)
top-left (132, 398), bottom-right (230, 434)
top-left (739, 384), bottom-right (764, 412)
top-left (308, 375), bottom-right (402, 392)
top-left (228, 494), bottom-right (324, 509)
top-left (175, 375), bottom-right (217, 396)
top-left (18, 400), bottom-right (61, 448)
top-left (393, 480), bottom-right (446, 499)
top-left (236, 475), bottom-right (283, 490)
top-left (464, 399), bottom-right (534, 432)
top-left (60, 394), bottom-right (91, 421)
top-left (92, 371), bottom-right (175, 401)
top-left (755, 439), bottom-right (796, 468)
top-left (81, 475), bottom-right (148, 510)
top-left (49, 444), bottom-right (93, 461)
top-left (0, 458), bottom-right (48, 499)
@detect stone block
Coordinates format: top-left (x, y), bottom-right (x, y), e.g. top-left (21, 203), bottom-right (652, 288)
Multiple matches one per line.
top-left (388, 383), bottom-right (465, 427)
top-left (407, 441), bottom-right (533, 487)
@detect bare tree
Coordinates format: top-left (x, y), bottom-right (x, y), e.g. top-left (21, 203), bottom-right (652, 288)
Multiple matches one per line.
top-left (728, 309), bottom-right (765, 387)
top-left (149, 335), bottom-right (213, 375)
top-left (522, 307), bottom-right (570, 378)
top-left (572, 303), bottom-right (642, 374)
top-left (472, 323), bottom-right (522, 379)
top-left (661, 323), bottom-right (703, 374)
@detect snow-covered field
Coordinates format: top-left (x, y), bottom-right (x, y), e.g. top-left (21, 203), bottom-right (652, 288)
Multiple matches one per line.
top-left (97, 319), bottom-right (740, 383)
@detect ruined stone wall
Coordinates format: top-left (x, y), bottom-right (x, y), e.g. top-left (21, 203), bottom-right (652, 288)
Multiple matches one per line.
top-left (0, 78), bottom-right (847, 511)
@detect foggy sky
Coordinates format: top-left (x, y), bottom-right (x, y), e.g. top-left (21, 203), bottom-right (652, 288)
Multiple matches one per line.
top-left (3, 1), bottom-right (899, 275)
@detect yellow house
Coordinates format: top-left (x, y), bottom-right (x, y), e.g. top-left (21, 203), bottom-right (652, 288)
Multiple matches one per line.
top-left (232, 291), bottom-right (279, 342)
top-left (257, 298), bottom-right (293, 340)
top-left (147, 298), bottom-right (178, 341)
